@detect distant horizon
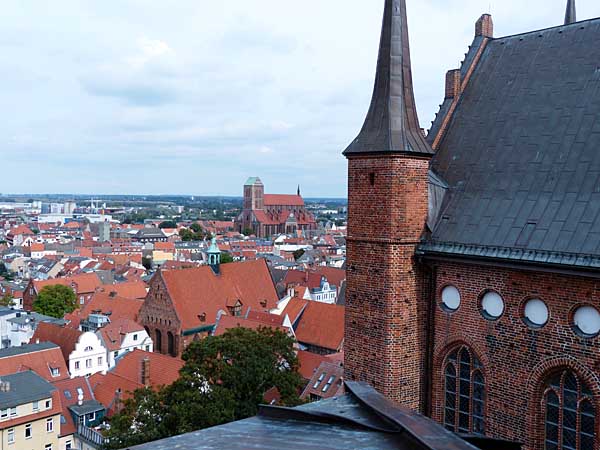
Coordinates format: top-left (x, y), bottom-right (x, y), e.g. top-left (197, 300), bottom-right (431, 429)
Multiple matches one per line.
top-left (0, 193), bottom-right (348, 201)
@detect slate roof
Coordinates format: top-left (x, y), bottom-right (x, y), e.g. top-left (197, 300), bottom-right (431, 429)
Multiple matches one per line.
top-left (343, 0), bottom-right (433, 156)
top-left (125, 382), bottom-right (502, 450)
top-left (0, 371), bottom-right (55, 409)
top-left (423, 18), bottom-right (600, 270)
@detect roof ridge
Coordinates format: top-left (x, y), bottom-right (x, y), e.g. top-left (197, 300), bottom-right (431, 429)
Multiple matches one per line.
top-left (492, 16), bottom-right (600, 41)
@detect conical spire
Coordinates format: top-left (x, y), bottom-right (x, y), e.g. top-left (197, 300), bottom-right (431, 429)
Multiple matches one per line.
top-left (344, 0), bottom-right (433, 157)
top-left (297, 185), bottom-right (301, 196)
top-left (565, 0), bottom-right (576, 24)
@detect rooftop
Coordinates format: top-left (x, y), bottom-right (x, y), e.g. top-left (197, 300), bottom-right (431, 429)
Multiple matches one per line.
top-left (0, 371), bottom-right (55, 409)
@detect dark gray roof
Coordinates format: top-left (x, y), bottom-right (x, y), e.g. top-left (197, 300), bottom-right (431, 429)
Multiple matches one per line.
top-left (69, 399), bottom-right (104, 416)
top-left (343, 0), bottom-right (433, 156)
top-left (0, 371), bottom-right (55, 409)
top-left (135, 228), bottom-right (166, 238)
top-left (424, 18), bottom-right (600, 269)
top-left (125, 382), bottom-right (490, 450)
top-left (0, 341), bottom-right (59, 358)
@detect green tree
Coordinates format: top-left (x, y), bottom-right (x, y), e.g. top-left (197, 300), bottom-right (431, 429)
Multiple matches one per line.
top-left (220, 253), bottom-right (234, 264)
top-left (293, 249), bottom-right (305, 261)
top-left (180, 327), bottom-right (303, 419)
top-left (33, 285), bottom-right (77, 318)
top-left (103, 328), bottom-right (303, 448)
top-left (142, 256), bottom-right (153, 271)
top-left (0, 293), bottom-right (14, 307)
top-left (159, 220), bottom-right (177, 229)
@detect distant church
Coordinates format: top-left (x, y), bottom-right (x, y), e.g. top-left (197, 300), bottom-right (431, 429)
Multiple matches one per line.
top-left (344, 0), bottom-right (600, 449)
top-left (235, 177), bottom-right (316, 238)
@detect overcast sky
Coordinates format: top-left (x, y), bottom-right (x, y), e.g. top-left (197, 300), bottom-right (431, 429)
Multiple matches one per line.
top-left (2, 0), bottom-right (599, 198)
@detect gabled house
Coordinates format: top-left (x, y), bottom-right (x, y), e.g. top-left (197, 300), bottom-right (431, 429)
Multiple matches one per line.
top-left (23, 273), bottom-right (102, 311)
top-left (31, 323), bottom-right (108, 378)
top-left (139, 258), bottom-right (278, 357)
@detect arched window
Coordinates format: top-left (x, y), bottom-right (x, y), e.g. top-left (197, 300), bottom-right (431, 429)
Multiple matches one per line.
top-left (155, 329), bottom-right (162, 353)
top-left (444, 346), bottom-right (485, 434)
top-left (543, 370), bottom-right (596, 450)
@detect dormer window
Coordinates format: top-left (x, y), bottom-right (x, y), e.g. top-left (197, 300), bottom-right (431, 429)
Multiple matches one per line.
top-left (198, 313), bottom-right (207, 323)
top-left (50, 367), bottom-right (60, 377)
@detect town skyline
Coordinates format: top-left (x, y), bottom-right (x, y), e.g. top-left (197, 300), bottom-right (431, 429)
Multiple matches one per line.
top-left (3, 0), bottom-right (600, 197)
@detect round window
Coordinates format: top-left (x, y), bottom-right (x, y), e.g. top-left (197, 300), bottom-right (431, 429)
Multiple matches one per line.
top-left (573, 306), bottom-right (600, 337)
top-left (524, 299), bottom-right (549, 328)
top-left (481, 291), bottom-right (504, 319)
top-left (441, 285), bottom-right (461, 311)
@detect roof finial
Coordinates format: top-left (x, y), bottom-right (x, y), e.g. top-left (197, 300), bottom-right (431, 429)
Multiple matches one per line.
top-left (343, 0), bottom-right (433, 157)
top-left (565, 0), bottom-right (576, 24)
top-left (297, 185), bottom-right (301, 196)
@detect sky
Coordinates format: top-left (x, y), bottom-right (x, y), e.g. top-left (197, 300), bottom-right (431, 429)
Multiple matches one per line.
top-left (2, 0), bottom-right (599, 198)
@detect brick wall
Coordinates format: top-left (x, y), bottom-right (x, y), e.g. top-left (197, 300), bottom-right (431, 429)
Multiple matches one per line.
top-left (429, 260), bottom-right (600, 450)
top-left (139, 273), bottom-right (183, 357)
top-left (344, 154), bottom-right (430, 411)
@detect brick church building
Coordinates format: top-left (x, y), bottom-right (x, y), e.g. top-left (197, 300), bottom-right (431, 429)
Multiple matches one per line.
top-left (344, 1), bottom-right (600, 449)
top-left (235, 177), bottom-right (317, 238)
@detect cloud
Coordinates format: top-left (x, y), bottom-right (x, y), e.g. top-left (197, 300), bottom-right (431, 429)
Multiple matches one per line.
top-left (2, 0), bottom-right (600, 196)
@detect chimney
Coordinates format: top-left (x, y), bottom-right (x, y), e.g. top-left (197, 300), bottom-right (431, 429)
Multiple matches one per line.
top-left (141, 357), bottom-right (150, 386)
top-left (475, 14), bottom-right (494, 38)
top-left (445, 69), bottom-right (461, 99)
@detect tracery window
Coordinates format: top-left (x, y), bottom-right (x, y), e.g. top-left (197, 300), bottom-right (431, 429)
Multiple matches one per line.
top-left (444, 346), bottom-right (485, 434)
top-left (543, 370), bottom-right (596, 450)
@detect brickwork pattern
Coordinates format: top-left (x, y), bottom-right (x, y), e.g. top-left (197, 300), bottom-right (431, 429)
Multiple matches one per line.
top-left (344, 155), bottom-right (430, 411)
top-left (430, 261), bottom-right (600, 450)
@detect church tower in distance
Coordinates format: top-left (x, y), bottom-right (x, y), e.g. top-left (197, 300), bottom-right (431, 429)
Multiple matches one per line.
top-left (343, 0), bottom-right (433, 411)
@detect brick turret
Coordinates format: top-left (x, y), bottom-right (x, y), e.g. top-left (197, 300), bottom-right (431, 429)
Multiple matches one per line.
top-left (343, 0), bottom-right (433, 411)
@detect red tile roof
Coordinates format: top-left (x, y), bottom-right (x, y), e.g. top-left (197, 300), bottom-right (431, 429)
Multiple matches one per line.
top-left (98, 281), bottom-right (147, 299)
top-left (264, 194), bottom-right (304, 206)
top-left (52, 377), bottom-right (95, 436)
top-left (33, 273), bottom-right (102, 295)
top-left (294, 302), bottom-right (344, 352)
top-left (0, 344), bottom-right (69, 381)
top-left (213, 315), bottom-right (287, 336)
top-left (31, 322), bottom-right (82, 364)
top-left (156, 259), bottom-right (278, 330)
top-left (78, 292), bottom-right (144, 323)
top-left (98, 318), bottom-right (145, 351)
top-left (90, 372), bottom-right (141, 416)
top-left (301, 361), bottom-right (344, 400)
top-left (297, 350), bottom-right (329, 380)
top-left (282, 297), bottom-right (308, 325)
top-left (112, 349), bottom-right (183, 388)
top-left (284, 268), bottom-right (346, 291)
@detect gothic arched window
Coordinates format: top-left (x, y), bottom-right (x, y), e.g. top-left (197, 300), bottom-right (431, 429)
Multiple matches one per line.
top-left (543, 370), bottom-right (596, 450)
top-left (444, 346), bottom-right (485, 434)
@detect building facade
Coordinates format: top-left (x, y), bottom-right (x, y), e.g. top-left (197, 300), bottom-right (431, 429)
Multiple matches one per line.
top-left (235, 177), bottom-right (317, 238)
top-left (344, 1), bottom-right (600, 449)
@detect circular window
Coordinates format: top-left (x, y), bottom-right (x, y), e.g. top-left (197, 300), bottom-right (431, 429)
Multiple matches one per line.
top-left (441, 285), bottom-right (461, 311)
top-left (481, 291), bottom-right (504, 319)
top-left (573, 306), bottom-right (600, 337)
top-left (523, 299), bottom-right (549, 328)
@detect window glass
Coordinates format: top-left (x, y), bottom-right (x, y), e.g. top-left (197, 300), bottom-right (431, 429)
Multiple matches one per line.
top-left (524, 299), bottom-right (549, 327)
top-left (481, 291), bottom-right (504, 319)
top-left (441, 285), bottom-right (461, 311)
top-left (573, 306), bottom-right (600, 336)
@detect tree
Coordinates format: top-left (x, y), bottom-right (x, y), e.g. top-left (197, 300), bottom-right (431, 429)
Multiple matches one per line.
top-left (179, 327), bottom-right (303, 419)
top-left (293, 249), bottom-right (305, 261)
top-left (220, 253), bottom-right (234, 264)
top-left (159, 220), bottom-right (177, 229)
top-left (0, 293), bottom-right (14, 307)
top-left (189, 223), bottom-right (203, 233)
top-left (142, 256), bottom-right (153, 271)
top-left (103, 328), bottom-right (303, 448)
top-left (33, 285), bottom-right (77, 318)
